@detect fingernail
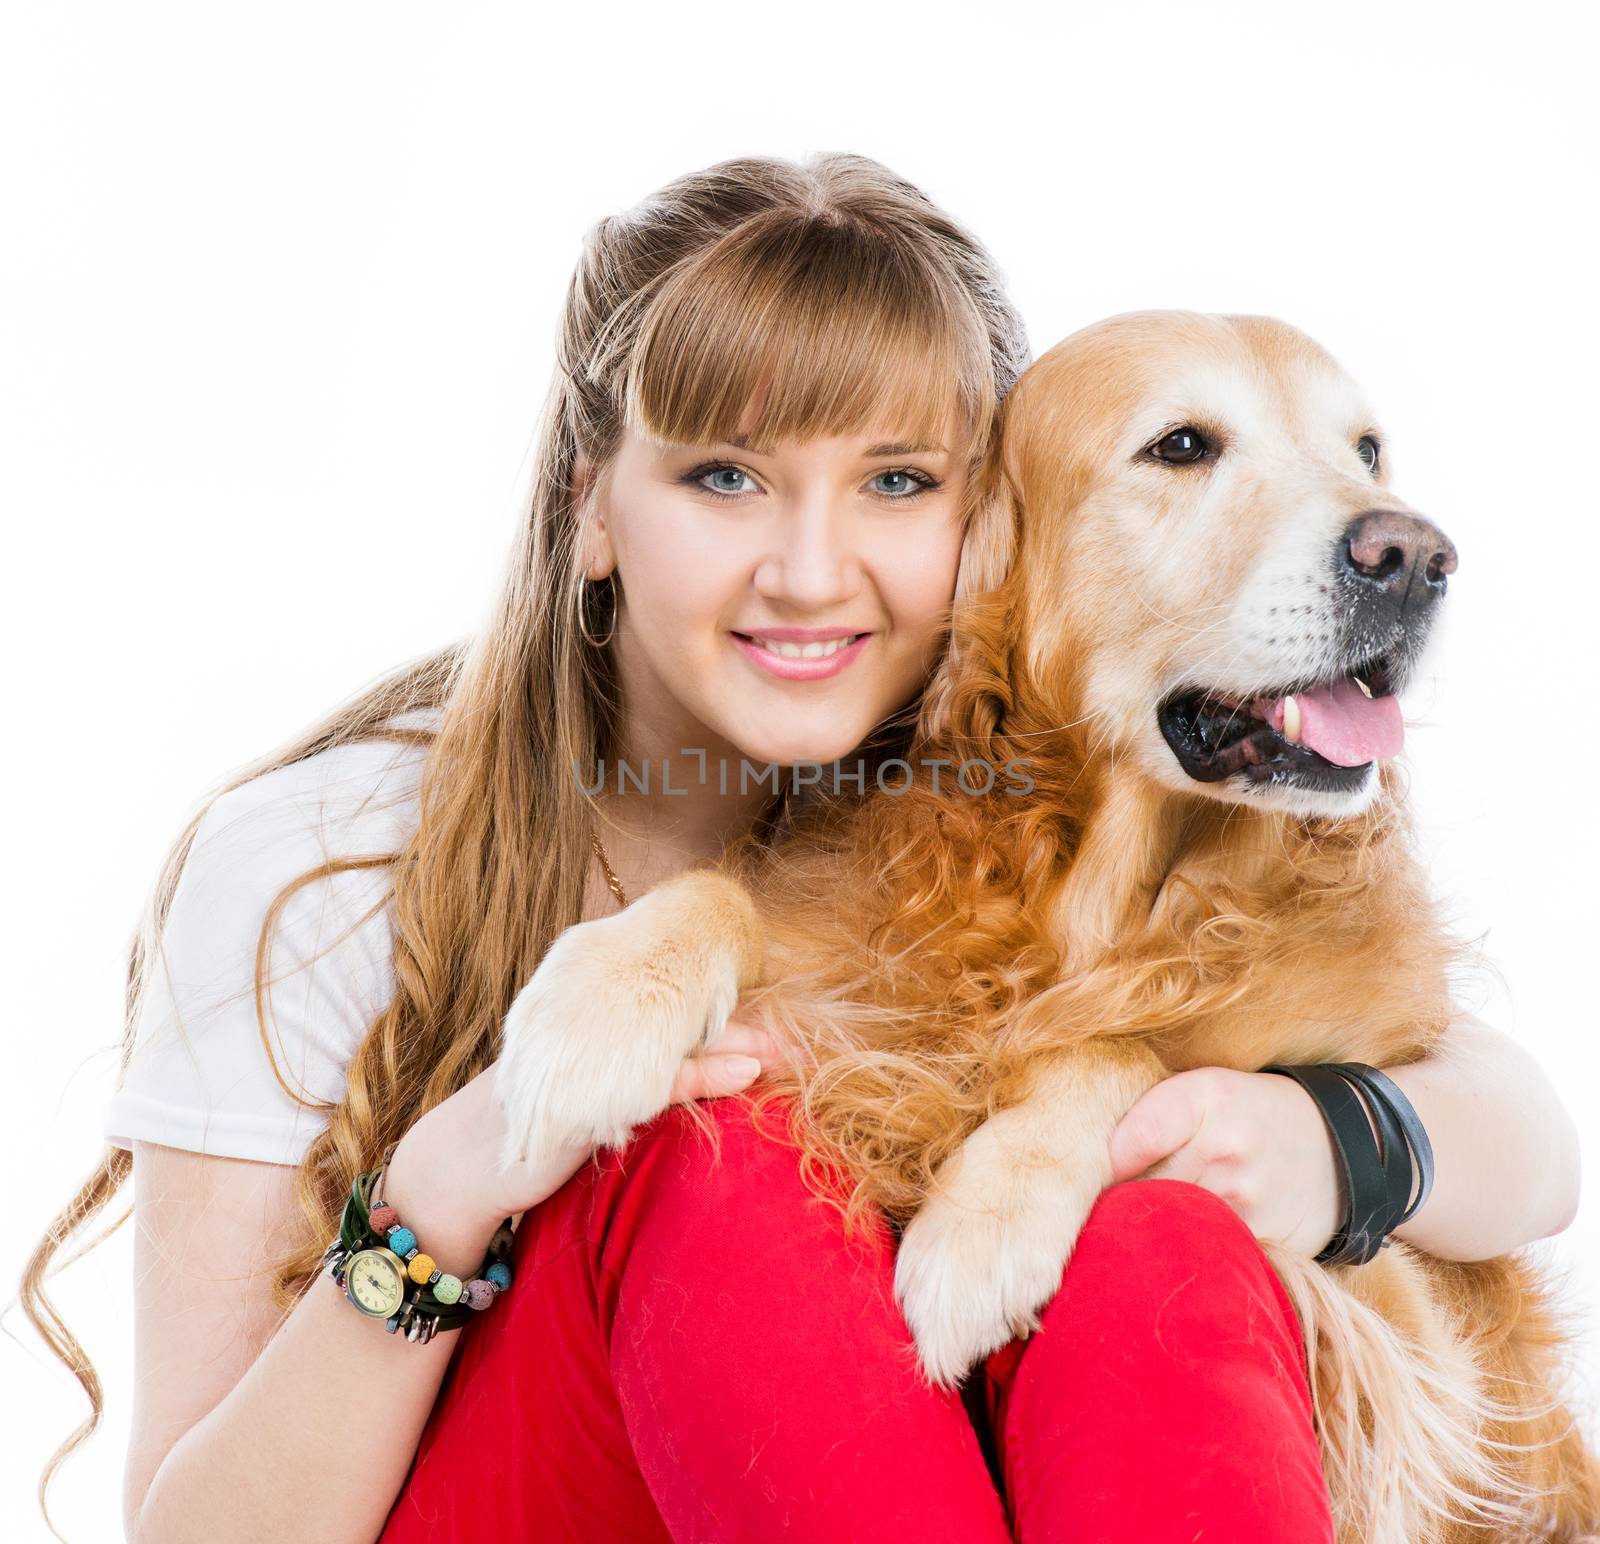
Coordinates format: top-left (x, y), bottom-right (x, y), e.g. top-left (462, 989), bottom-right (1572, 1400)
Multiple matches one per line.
top-left (721, 1055), bottom-right (763, 1083)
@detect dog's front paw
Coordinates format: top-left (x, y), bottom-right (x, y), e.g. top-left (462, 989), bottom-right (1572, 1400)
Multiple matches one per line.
top-left (895, 1127), bottom-right (1102, 1387)
top-left (494, 900), bottom-right (745, 1173)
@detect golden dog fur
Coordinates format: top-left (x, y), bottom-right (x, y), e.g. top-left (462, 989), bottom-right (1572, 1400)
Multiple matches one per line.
top-left (497, 312), bottom-right (1600, 1542)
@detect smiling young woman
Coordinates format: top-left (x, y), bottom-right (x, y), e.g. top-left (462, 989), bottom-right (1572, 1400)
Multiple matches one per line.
top-left (18, 152), bottom-right (1581, 1544)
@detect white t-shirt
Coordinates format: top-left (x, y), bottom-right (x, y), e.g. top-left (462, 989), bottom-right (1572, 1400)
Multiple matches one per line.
top-left (102, 709), bottom-right (440, 1167)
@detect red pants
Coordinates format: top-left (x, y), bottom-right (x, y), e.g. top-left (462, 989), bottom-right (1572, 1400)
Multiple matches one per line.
top-left (380, 1096), bottom-right (1334, 1542)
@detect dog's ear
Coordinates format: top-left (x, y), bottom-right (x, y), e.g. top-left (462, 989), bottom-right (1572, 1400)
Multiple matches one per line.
top-left (915, 437), bottom-right (1019, 747)
top-left (951, 438), bottom-right (1019, 601)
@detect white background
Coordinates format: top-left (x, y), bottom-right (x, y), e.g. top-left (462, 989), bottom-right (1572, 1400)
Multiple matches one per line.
top-left (3, 4), bottom-right (1596, 1538)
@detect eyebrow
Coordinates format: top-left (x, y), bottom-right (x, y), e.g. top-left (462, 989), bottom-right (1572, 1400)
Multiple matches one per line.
top-left (722, 435), bottom-right (948, 456)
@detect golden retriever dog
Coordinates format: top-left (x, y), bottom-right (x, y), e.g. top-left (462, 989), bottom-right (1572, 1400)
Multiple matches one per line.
top-left (496, 312), bottom-right (1600, 1541)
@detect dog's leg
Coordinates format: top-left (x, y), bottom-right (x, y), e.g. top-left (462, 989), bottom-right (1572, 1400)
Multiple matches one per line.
top-left (495, 869), bottom-right (766, 1171)
top-left (894, 1039), bottom-right (1165, 1387)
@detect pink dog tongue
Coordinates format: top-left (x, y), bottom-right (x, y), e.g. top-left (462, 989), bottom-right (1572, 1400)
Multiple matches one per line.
top-left (1256, 678), bottom-right (1405, 767)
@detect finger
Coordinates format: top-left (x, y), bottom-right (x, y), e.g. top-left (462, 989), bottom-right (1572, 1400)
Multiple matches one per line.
top-left (668, 1053), bottom-right (764, 1105)
top-left (706, 1019), bottom-right (798, 1070)
top-left (1135, 1144), bottom-right (1213, 1188)
top-left (704, 1022), bottom-right (779, 1059)
top-left (1107, 1076), bottom-right (1207, 1183)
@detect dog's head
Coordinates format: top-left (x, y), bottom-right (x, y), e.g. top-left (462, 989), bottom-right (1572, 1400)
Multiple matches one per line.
top-left (991, 310), bottom-right (1456, 820)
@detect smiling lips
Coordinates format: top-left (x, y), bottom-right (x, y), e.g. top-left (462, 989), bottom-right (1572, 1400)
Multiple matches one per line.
top-left (729, 628), bottom-right (872, 681)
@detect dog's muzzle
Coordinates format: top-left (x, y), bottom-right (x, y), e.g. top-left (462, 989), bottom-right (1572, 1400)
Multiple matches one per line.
top-left (1156, 510), bottom-right (1458, 793)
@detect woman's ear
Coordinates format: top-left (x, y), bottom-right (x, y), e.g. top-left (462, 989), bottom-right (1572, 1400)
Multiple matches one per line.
top-left (572, 452), bottom-right (618, 578)
top-left (571, 452), bottom-right (594, 540)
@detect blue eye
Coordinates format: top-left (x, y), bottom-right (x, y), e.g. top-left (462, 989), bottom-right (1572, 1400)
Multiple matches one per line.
top-left (871, 468), bottom-right (938, 498)
top-left (680, 461), bottom-right (942, 503)
top-left (696, 466), bottom-right (756, 496)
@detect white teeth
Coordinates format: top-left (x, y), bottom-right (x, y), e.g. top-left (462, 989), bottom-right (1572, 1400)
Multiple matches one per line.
top-left (752, 635), bottom-right (855, 659)
top-left (1353, 675), bottom-right (1374, 699)
top-left (1282, 694), bottom-right (1302, 743)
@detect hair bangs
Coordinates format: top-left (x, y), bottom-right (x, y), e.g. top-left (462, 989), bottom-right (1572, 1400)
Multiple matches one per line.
top-left (624, 212), bottom-right (993, 467)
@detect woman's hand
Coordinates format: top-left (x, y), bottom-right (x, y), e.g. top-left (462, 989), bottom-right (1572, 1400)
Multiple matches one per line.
top-left (1105, 1018), bottom-right (1581, 1263)
top-left (1106, 1067), bottom-right (1344, 1258)
top-left (380, 1017), bottom-right (789, 1276)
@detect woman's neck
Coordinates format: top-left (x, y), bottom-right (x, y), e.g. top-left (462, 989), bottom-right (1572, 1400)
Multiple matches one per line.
top-left (613, 721), bottom-right (778, 823)
top-left (579, 790), bottom-right (768, 921)
top-left (582, 711), bottom-right (780, 912)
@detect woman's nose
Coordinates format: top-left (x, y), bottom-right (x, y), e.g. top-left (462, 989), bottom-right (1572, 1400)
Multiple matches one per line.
top-left (752, 504), bottom-right (863, 609)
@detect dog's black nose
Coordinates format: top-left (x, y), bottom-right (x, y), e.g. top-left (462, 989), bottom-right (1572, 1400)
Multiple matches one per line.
top-left (1336, 510), bottom-right (1458, 614)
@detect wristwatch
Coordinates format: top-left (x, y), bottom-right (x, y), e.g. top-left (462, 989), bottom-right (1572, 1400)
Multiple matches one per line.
top-left (339, 1243), bottom-right (411, 1320)
top-left (323, 1215), bottom-right (455, 1344)
top-left (321, 1152), bottom-right (516, 1345)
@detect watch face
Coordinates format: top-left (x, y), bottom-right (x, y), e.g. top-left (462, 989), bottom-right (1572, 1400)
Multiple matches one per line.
top-left (345, 1248), bottom-right (407, 1317)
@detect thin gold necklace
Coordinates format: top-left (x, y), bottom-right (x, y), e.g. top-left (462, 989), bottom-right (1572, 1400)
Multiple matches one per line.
top-left (589, 827), bottom-right (629, 910)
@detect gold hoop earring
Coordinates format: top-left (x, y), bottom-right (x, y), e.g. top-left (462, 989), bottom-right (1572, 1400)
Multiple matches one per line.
top-left (574, 568), bottom-right (618, 648)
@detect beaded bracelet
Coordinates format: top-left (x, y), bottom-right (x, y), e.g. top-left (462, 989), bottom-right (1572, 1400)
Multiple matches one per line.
top-left (323, 1143), bottom-right (516, 1345)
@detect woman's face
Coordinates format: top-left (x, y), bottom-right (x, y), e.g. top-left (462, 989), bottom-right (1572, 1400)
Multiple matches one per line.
top-left (580, 421), bottom-right (968, 769)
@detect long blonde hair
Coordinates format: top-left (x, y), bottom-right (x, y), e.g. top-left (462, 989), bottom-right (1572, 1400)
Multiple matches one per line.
top-left (14, 151), bottom-right (1031, 1539)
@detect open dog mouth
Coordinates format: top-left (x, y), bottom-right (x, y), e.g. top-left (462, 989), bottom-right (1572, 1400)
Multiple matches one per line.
top-left (1157, 652), bottom-right (1403, 788)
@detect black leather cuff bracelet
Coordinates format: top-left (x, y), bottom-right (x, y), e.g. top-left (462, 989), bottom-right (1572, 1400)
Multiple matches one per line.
top-left (1330, 1062), bottom-right (1435, 1227)
top-left (1260, 1061), bottom-right (1434, 1267)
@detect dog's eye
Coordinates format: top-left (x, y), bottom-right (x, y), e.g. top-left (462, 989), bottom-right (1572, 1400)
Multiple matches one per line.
top-left (1147, 427), bottom-right (1211, 465)
top-left (1356, 435), bottom-right (1381, 474)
